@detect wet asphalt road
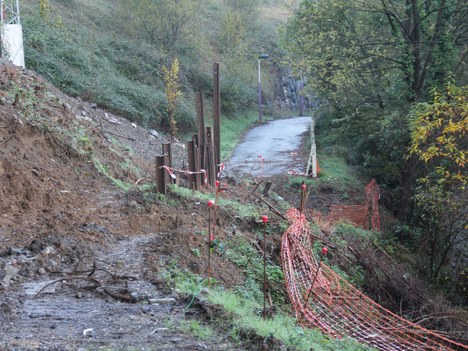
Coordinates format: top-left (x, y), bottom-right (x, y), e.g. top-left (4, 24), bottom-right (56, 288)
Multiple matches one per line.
top-left (227, 116), bottom-right (311, 177)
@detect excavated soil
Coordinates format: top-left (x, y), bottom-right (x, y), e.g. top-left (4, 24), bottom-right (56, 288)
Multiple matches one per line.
top-left (0, 62), bottom-right (279, 350)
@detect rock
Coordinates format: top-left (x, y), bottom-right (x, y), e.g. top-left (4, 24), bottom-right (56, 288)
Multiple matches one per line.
top-left (149, 129), bottom-right (159, 137)
top-left (89, 103), bottom-right (97, 109)
top-left (0, 302), bottom-right (13, 319)
top-left (130, 291), bottom-right (150, 302)
top-left (80, 110), bottom-right (87, 116)
top-left (82, 328), bottom-right (94, 337)
top-left (38, 267), bottom-right (46, 275)
top-left (131, 123), bottom-right (137, 128)
top-left (129, 200), bottom-right (138, 208)
top-left (103, 112), bottom-right (121, 125)
top-left (2, 261), bottom-right (20, 286)
top-left (148, 297), bottom-right (176, 304)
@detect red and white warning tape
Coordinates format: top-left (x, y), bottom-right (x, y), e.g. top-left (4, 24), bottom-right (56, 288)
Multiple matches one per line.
top-left (217, 163), bottom-right (225, 179)
top-left (160, 166), bottom-right (208, 185)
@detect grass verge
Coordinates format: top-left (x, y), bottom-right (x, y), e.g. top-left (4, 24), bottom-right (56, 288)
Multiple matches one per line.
top-left (162, 264), bottom-right (374, 351)
top-left (220, 112), bottom-right (258, 161)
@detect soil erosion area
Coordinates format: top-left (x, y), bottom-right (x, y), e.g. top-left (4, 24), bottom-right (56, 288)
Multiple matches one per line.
top-left (0, 62), bottom-right (283, 350)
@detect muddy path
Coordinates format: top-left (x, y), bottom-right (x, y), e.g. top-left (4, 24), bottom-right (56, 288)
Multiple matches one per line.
top-left (0, 234), bottom-right (241, 351)
top-left (227, 117), bottom-right (311, 177)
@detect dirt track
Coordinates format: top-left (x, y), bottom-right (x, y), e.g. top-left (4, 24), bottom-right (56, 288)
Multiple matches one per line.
top-left (0, 63), bottom-right (256, 350)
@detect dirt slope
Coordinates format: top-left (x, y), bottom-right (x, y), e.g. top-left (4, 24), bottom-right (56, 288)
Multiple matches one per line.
top-left (0, 62), bottom-right (261, 350)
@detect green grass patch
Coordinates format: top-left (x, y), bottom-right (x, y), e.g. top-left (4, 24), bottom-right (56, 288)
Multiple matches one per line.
top-left (289, 154), bottom-right (363, 195)
top-left (92, 157), bottom-right (132, 192)
top-left (179, 320), bottom-right (215, 341)
top-left (169, 184), bottom-right (259, 219)
top-left (162, 265), bottom-right (373, 351)
top-left (220, 112), bottom-right (258, 161)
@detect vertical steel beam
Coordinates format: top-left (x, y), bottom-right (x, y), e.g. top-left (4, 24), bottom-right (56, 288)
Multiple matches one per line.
top-left (162, 143), bottom-right (172, 184)
top-left (156, 155), bottom-right (166, 194)
top-left (212, 63), bottom-right (221, 176)
top-left (205, 127), bottom-right (215, 186)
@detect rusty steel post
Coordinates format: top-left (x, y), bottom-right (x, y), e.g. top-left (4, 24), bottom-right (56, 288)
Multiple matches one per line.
top-left (187, 140), bottom-right (196, 190)
top-left (262, 215), bottom-right (269, 318)
top-left (205, 127), bottom-right (215, 186)
top-left (213, 63), bottom-right (221, 176)
top-left (300, 182), bottom-right (306, 213)
top-left (192, 136), bottom-right (201, 190)
top-left (156, 155), bottom-right (166, 194)
top-left (196, 94), bottom-right (206, 186)
top-left (162, 143), bottom-right (172, 183)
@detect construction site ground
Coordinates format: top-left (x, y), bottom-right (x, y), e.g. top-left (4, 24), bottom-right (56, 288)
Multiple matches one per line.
top-left (0, 62), bottom-right (323, 350)
top-left (1, 63), bottom-right (466, 351)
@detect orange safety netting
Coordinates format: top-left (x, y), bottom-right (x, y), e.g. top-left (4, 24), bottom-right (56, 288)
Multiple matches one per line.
top-left (306, 179), bottom-right (381, 231)
top-left (281, 208), bottom-right (468, 351)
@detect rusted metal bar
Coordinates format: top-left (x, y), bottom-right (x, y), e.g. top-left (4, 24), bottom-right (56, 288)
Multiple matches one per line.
top-left (205, 127), bottom-right (215, 186)
top-left (162, 143), bottom-right (173, 184)
top-left (212, 63), bottom-right (221, 176)
top-left (299, 183), bottom-right (307, 213)
top-left (196, 92), bottom-right (206, 187)
top-left (196, 92), bottom-right (205, 146)
top-left (193, 136), bottom-right (201, 190)
top-left (156, 155), bottom-right (166, 194)
top-left (187, 140), bottom-right (196, 190)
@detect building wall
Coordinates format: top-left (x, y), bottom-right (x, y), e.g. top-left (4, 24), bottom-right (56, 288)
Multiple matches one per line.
top-left (2, 24), bottom-right (25, 68)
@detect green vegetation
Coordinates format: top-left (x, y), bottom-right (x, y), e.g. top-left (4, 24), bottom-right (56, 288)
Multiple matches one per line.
top-left (286, 0), bottom-right (467, 296)
top-left (225, 236), bottom-right (284, 303)
top-left (21, 0), bottom-right (286, 133)
top-left (169, 184), bottom-right (260, 220)
top-left (91, 158), bottom-right (132, 192)
top-left (220, 112), bottom-right (258, 160)
top-left (179, 320), bottom-right (215, 341)
top-left (162, 265), bottom-right (373, 351)
top-left (288, 153), bottom-right (363, 197)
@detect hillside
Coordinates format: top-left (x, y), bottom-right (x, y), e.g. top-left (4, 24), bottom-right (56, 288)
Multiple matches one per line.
top-left (21, 0), bottom-right (299, 132)
top-left (0, 0), bottom-right (466, 349)
top-left (1, 61), bottom-right (466, 350)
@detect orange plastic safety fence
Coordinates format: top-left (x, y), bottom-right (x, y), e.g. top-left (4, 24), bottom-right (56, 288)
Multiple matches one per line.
top-left (305, 179), bottom-right (381, 231)
top-left (281, 208), bottom-right (467, 351)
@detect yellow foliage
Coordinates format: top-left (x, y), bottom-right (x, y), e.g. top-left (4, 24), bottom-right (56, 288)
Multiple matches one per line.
top-left (39, 0), bottom-right (50, 19)
top-left (408, 84), bottom-right (467, 189)
top-left (163, 58), bottom-right (183, 140)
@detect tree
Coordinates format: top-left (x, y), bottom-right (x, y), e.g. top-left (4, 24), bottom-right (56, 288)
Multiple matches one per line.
top-left (407, 84), bottom-right (467, 280)
top-left (286, 0), bottom-right (466, 218)
top-left (39, 0), bottom-right (50, 19)
top-left (117, 0), bottom-right (201, 56)
top-left (163, 58), bottom-right (182, 140)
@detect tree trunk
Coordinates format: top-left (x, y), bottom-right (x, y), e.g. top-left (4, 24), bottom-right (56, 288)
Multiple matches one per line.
top-left (397, 155), bottom-right (419, 221)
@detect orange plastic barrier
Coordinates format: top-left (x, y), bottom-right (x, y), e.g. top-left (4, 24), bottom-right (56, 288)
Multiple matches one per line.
top-left (306, 179), bottom-right (381, 231)
top-left (281, 208), bottom-right (467, 351)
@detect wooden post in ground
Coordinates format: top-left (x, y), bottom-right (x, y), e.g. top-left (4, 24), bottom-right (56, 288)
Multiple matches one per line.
top-left (156, 155), bottom-right (167, 194)
top-left (213, 63), bottom-right (221, 176)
